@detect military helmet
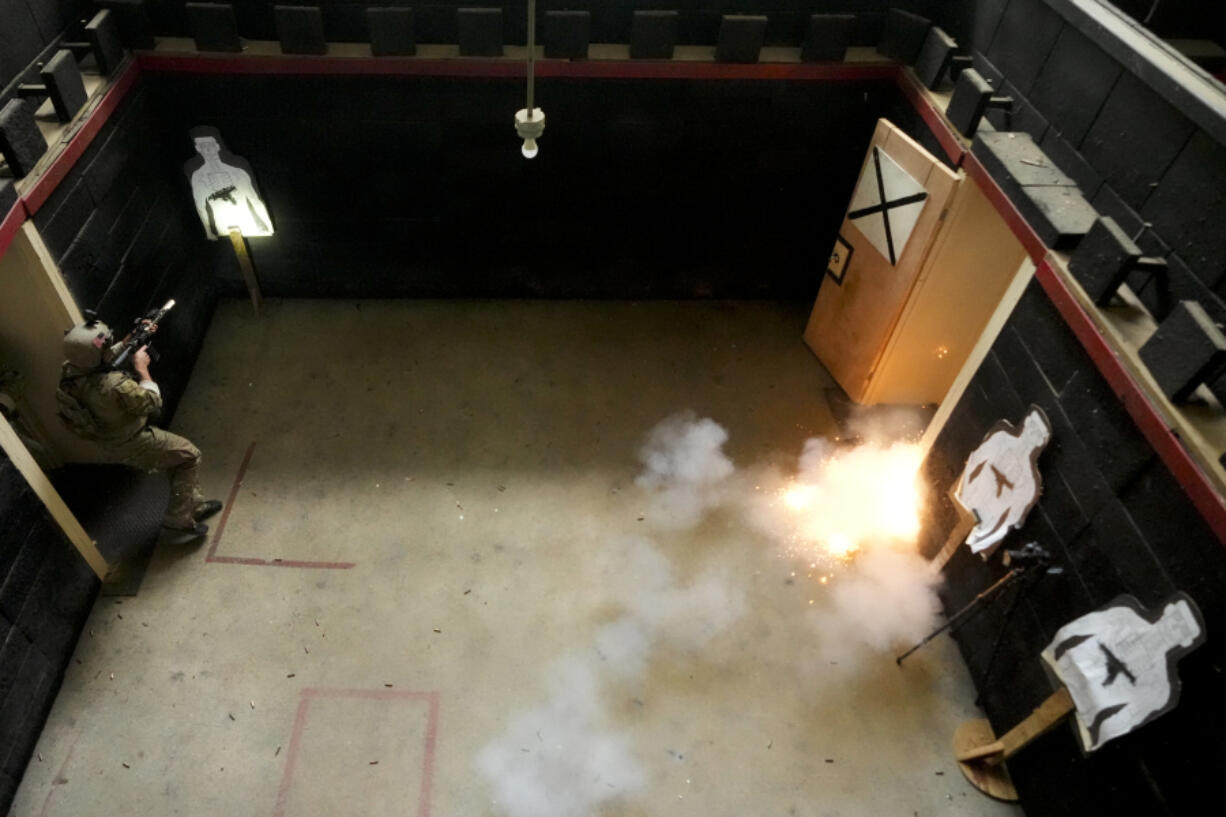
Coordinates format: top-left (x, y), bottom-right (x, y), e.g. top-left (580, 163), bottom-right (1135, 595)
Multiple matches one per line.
top-left (63, 320), bottom-right (114, 369)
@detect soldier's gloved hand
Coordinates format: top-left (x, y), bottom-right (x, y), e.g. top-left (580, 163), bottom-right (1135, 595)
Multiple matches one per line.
top-left (133, 346), bottom-right (152, 379)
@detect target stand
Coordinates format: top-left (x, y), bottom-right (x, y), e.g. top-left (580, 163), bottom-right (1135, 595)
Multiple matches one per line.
top-left (953, 687), bottom-right (1074, 801)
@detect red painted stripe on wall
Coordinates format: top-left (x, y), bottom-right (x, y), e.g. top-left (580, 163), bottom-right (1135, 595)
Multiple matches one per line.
top-left (137, 52), bottom-right (897, 82)
top-left (895, 70), bottom-right (965, 167)
top-left (21, 58), bottom-right (142, 216)
top-left (901, 72), bottom-right (1226, 546)
top-left (961, 152), bottom-right (1051, 264)
top-left (0, 202), bottom-right (23, 259)
top-left (1034, 258), bottom-right (1226, 544)
top-left (24, 42), bottom-right (1223, 548)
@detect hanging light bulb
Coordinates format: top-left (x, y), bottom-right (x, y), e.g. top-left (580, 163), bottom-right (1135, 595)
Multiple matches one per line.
top-left (514, 0), bottom-right (545, 159)
top-left (515, 107), bottom-right (545, 159)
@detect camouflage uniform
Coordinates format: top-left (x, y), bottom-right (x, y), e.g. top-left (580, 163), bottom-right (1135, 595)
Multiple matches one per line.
top-left (58, 366), bottom-right (205, 530)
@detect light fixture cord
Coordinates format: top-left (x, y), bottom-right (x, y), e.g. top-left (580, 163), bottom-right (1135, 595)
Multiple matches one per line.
top-left (526, 0), bottom-right (536, 114)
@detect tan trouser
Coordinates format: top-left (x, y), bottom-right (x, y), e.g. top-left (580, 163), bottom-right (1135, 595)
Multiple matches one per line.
top-left (109, 427), bottom-right (204, 529)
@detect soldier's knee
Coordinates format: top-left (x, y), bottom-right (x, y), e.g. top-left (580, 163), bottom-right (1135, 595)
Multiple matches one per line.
top-left (166, 440), bottom-right (202, 471)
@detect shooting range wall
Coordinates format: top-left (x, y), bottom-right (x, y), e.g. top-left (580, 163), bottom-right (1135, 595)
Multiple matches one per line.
top-left (1, 2), bottom-right (1225, 816)
top-left (0, 0), bottom-right (88, 91)
top-left (126, 1), bottom-right (923, 50)
top-left (0, 450), bottom-right (98, 807)
top-left (914, 1), bottom-right (1226, 814)
top-left (28, 81), bottom-right (219, 421)
top-left (144, 72), bottom-right (894, 298)
top-left (919, 283), bottom-right (1226, 815)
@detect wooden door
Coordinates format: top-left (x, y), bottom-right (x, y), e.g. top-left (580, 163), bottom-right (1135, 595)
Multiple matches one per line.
top-left (803, 119), bottom-right (960, 403)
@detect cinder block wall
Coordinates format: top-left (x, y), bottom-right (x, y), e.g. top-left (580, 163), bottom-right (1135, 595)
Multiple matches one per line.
top-left (30, 84), bottom-right (220, 421)
top-left (918, 281), bottom-right (1226, 815)
top-left (3, 2), bottom-right (1226, 815)
top-left (914, 1), bottom-right (1226, 813)
top-left (939, 0), bottom-right (1226, 320)
top-left (0, 452), bottom-right (97, 808)
top-left (145, 0), bottom-right (928, 47)
top-left (0, 0), bottom-right (86, 90)
top-left (145, 72), bottom-right (895, 298)
top-left (0, 9), bottom-right (220, 815)
top-left (127, 0), bottom-right (1223, 53)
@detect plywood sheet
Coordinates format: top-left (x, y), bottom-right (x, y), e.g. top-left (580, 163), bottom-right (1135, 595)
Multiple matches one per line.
top-left (865, 177), bottom-right (1027, 404)
top-left (804, 119), bottom-right (959, 402)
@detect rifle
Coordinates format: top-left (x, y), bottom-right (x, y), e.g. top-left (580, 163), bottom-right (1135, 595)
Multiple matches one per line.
top-left (111, 299), bottom-right (175, 371)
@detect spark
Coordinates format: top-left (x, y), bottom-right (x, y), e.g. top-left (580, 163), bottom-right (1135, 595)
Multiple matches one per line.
top-left (774, 441), bottom-right (925, 565)
top-left (782, 483), bottom-right (817, 510)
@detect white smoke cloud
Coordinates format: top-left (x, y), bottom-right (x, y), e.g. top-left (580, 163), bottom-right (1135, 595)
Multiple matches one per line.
top-left (478, 413), bottom-right (944, 817)
top-left (632, 413), bottom-right (941, 663)
top-left (634, 412), bottom-right (735, 529)
top-left (477, 536), bottom-right (746, 817)
top-left (601, 536), bottom-right (747, 657)
top-left (475, 655), bottom-right (645, 817)
top-left (841, 403), bottom-right (931, 447)
top-left (809, 547), bottom-right (943, 670)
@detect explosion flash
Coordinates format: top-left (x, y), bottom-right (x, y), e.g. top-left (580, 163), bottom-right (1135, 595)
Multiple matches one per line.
top-left (777, 441), bottom-right (925, 564)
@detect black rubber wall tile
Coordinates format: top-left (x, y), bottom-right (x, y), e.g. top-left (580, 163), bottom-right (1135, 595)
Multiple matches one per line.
top-left (0, 0), bottom-right (46, 89)
top-left (1142, 130), bottom-right (1226, 289)
top-left (1079, 72), bottom-right (1196, 212)
top-left (1027, 24), bottom-right (1122, 148)
top-left (985, 0), bottom-right (1065, 95)
top-left (1039, 129), bottom-right (1104, 199)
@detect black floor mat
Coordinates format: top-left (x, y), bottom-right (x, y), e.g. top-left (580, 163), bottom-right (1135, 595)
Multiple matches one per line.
top-left (52, 464), bottom-right (169, 596)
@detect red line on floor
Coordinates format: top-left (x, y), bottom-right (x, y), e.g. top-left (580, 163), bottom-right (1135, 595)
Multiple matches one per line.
top-left (273, 689), bottom-right (440, 817)
top-left (37, 730), bottom-right (81, 817)
top-left (272, 692), bottom-right (314, 817)
top-left (207, 555), bottom-right (356, 569)
top-left (301, 688), bottom-right (440, 701)
top-left (420, 692), bottom-right (440, 817)
top-left (205, 441), bottom-right (256, 560)
top-left (205, 442), bottom-right (355, 569)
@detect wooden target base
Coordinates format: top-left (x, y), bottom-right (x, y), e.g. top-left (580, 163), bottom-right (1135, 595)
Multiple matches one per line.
top-left (953, 719), bottom-right (1017, 801)
top-left (953, 688), bottom-right (1073, 803)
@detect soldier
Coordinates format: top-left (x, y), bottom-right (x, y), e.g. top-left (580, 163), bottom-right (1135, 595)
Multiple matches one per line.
top-left (57, 317), bottom-right (221, 542)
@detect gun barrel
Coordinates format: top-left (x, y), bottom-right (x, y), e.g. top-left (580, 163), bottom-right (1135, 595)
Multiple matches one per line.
top-left (149, 299), bottom-right (175, 322)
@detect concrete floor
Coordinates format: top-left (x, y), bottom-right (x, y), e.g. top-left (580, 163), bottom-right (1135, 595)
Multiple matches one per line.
top-left (14, 300), bottom-right (1021, 817)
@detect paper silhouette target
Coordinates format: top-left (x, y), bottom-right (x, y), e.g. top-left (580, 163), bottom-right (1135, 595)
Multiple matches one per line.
top-left (1041, 593), bottom-right (1206, 752)
top-left (846, 146), bottom-right (928, 266)
top-left (184, 127), bottom-right (274, 240)
top-left (955, 405), bottom-right (1051, 557)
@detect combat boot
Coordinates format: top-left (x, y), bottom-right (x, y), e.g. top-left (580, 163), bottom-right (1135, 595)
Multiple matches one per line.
top-left (161, 521), bottom-right (208, 545)
top-left (194, 499), bottom-right (223, 521)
